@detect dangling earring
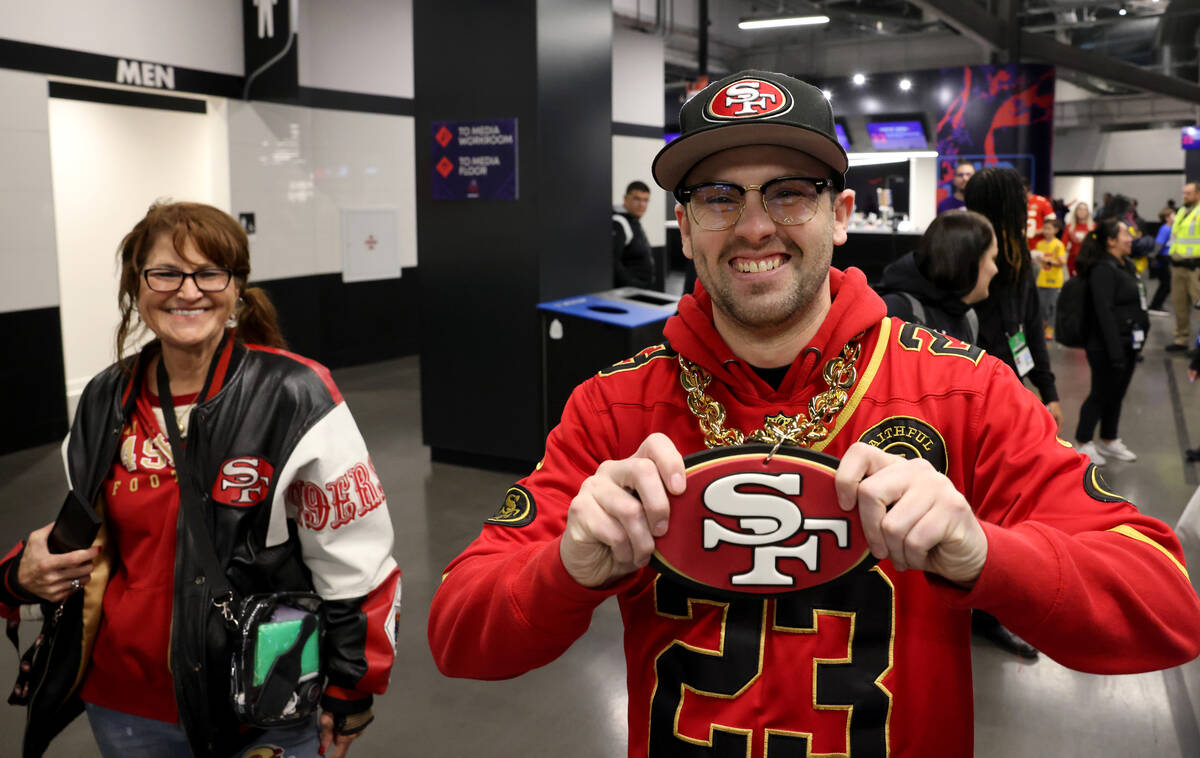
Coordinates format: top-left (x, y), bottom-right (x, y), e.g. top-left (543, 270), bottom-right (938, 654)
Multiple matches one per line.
top-left (225, 298), bottom-right (243, 330)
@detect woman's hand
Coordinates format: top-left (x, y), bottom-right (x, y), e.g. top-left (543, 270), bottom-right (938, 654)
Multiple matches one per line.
top-left (1045, 400), bottom-right (1063, 429)
top-left (319, 710), bottom-right (372, 757)
top-left (16, 523), bottom-right (99, 603)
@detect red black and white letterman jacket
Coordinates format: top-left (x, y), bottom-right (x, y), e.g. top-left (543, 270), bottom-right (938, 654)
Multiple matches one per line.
top-left (429, 267), bottom-right (1200, 758)
top-left (0, 335), bottom-right (401, 758)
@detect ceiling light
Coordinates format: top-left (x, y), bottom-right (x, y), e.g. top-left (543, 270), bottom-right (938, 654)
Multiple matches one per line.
top-left (738, 15), bottom-right (831, 30)
top-left (852, 73), bottom-right (866, 86)
top-left (899, 78), bottom-right (912, 91)
top-left (1118, 5), bottom-right (1127, 14)
top-left (822, 89), bottom-right (832, 100)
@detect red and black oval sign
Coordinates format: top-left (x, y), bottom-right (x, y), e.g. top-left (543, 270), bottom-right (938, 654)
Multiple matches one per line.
top-left (652, 445), bottom-right (872, 596)
top-left (706, 78), bottom-right (791, 121)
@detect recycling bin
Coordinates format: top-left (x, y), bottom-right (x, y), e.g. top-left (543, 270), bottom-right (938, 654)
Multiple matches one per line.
top-left (538, 287), bottom-right (680, 435)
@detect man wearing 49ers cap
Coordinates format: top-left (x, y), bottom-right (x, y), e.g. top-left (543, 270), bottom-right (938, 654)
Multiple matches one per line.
top-left (429, 71), bottom-right (1200, 756)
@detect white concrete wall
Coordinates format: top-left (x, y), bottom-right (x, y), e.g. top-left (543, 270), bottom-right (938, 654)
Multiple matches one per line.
top-left (612, 26), bottom-right (666, 246)
top-left (298, 0), bottom-right (414, 97)
top-left (0, 0), bottom-right (243, 75)
top-left (1054, 127), bottom-right (1184, 213)
top-left (228, 101), bottom-right (417, 280)
top-left (1054, 127), bottom-right (1183, 173)
top-left (1053, 176), bottom-right (1095, 215)
top-left (0, 70), bottom-right (60, 315)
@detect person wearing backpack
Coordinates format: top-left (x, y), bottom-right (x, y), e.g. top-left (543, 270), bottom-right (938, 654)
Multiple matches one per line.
top-left (1075, 218), bottom-right (1149, 465)
top-left (880, 210), bottom-right (998, 343)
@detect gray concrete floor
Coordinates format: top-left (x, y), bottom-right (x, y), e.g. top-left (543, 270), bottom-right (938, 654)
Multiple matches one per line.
top-left (2, 309), bottom-right (1200, 756)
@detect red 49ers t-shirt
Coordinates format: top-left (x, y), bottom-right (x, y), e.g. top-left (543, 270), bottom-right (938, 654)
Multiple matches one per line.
top-left (80, 382), bottom-right (196, 723)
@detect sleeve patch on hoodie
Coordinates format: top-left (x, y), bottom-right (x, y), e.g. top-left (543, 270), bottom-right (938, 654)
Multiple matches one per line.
top-left (896, 323), bottom-right (984, 365)
top-left (485, 485), bottom-right (537, 527)
top-left (1083, 464), bottom-right (1129, 504)
top-left (598, 344), bottom-right (675, 377)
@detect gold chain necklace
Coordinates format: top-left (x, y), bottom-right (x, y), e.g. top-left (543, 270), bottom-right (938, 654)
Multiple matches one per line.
top-left (678, 335), bottom-right (863, 450)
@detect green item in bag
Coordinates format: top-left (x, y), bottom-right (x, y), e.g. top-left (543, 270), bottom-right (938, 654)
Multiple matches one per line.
top-left (253, 618), bottom-right (319, 687)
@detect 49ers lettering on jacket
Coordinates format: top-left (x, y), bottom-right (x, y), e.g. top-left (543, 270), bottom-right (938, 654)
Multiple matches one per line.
top-left (428, 268), bottom-right (1200, 758)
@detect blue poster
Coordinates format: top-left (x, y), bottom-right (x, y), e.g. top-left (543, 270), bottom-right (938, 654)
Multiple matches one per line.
top-left (432, 118), bottom-right (519, 200)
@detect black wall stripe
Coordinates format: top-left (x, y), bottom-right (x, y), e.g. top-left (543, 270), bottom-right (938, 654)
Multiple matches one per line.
top-left (613, 121), bottom-right (665, 139)
top-left (0, 37), bottom-right (414, 116)
top-left (0, 37), bottom-right (241, 97)
top-left (1055, 169), bottom-right (1184, 177)
top-left (264, 86), bottom-right (414, 116)
top-left (254, 270), bottom-right (421, 369)
top-left (48, 81), bottom-right (207, 113)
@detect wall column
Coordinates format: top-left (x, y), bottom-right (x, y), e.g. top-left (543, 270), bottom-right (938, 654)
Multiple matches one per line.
top-left (415, 0), bottom-right (613, 469)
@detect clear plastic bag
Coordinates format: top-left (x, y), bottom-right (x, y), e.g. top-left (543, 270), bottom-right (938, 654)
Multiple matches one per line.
top-left (229, 592), bottom-right (324, 728)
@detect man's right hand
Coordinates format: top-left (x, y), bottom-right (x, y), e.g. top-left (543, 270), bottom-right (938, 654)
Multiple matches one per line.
top-left (560, 433), bottom-right (686, 588)
top-left (17, 523), bottom-right (99, 603)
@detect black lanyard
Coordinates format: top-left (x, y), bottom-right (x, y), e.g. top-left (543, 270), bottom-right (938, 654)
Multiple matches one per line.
top-left (155, 344), bottom-right (238, 618)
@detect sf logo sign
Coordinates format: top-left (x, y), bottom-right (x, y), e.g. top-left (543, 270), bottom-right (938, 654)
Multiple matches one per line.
top-left (653, 446), bottom-right (870, 595)
top-left (703, 472), bottom-right (849, 586)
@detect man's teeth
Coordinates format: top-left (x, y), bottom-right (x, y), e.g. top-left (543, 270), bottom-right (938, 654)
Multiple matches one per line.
top-left (170, 309), bottom-right (206, 316)
top-left (733, 257), bottom-right (782, 273)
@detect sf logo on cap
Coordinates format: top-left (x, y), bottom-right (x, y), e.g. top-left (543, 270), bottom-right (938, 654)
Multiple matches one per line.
top-left (707, 79), bottom-right (790, 120)
top-left (703, 472), bottom-right (848, 586)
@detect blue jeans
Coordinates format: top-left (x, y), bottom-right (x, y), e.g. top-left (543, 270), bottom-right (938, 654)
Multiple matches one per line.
top-left (85, 703), bottom-right (321, 758)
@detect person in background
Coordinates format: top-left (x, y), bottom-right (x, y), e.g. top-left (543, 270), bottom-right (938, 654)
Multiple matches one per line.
top-left (1149, 206), bottom-right (1176, 314)
top-left (1097, 194), bottom-right (1154, 278)
top-left (1074, 218), bottom-right (1148, 465)
top-left (965, 167), bottom-right (1062, 426)
top-left (612, 180), bottom-right (655, 289)
top-left (1024, 176), bottom-right (1056, 249)
top-left (1096, 191), bottom-right (1114, 220)
top-left (879, 210), bottom-right (998, 342)
top-left (0, 202), bottom-right (401, 758)
top-left (1062, 202), bottom-right (1094, 276)
top-left (1033, 217), bottom-right (1067, 339)
top-left (1168, 182), bottom-right (1200, 352)
top-left (965, 167), bottom-right (1064, 660)
top-left (937, 158), bottom-right (975, 214)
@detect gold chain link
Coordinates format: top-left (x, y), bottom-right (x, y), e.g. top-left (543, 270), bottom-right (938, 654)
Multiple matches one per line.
top-left (678, 336), bottom-right (863, 450)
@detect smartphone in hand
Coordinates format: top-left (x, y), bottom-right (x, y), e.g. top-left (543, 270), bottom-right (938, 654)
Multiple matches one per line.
top-left (47, 492), bottom-right (101, 554)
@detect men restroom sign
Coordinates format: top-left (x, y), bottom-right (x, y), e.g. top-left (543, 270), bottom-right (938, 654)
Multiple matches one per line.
top-left (431, 118), bottom-right (519, 200)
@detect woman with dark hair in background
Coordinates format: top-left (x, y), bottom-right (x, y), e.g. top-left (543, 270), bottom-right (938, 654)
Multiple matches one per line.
top-left (0, 202), bottom-right (401, 758)
top-left (964, 167), bottom-right (1062, 426)
top-left (1074, 218), bottom-right (1148, 465)
top-left (880, 210), bottom-right (999, 342)
top-left (963, 167), bottom-right (1062, 661)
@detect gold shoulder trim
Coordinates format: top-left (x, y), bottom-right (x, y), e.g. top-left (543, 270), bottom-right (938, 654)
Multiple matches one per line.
top-left (1108, 524), bottom-right (1190, 581)
top-left (813, 317), bottom-right (892, 453)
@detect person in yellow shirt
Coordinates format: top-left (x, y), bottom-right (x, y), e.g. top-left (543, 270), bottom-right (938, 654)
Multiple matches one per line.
top-left (1034, 217), bottom-right (1067, 338)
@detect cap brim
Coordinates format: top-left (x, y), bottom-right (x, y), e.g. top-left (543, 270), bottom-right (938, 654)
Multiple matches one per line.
top-left (652, 122), bottom-right (849, 192)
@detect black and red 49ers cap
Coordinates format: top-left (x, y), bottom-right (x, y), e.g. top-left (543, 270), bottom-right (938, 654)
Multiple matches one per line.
top-left (652, 70), bottom-right (848, 193)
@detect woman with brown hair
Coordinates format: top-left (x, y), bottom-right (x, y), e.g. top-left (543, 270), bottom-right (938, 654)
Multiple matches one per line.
top-left (0, 202), bottom-right (401, 758)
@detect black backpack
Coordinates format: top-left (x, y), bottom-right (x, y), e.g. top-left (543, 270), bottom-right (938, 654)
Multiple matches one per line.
top-left (1054, 275), bottom-right (1089, 348)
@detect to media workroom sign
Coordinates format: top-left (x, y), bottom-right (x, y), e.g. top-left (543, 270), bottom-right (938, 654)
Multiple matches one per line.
top-left (431, 118), bottom-right (519, 200)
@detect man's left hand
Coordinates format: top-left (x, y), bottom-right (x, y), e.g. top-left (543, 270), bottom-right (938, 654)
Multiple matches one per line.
top-left (834, 442), bottom-right (987, 587)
